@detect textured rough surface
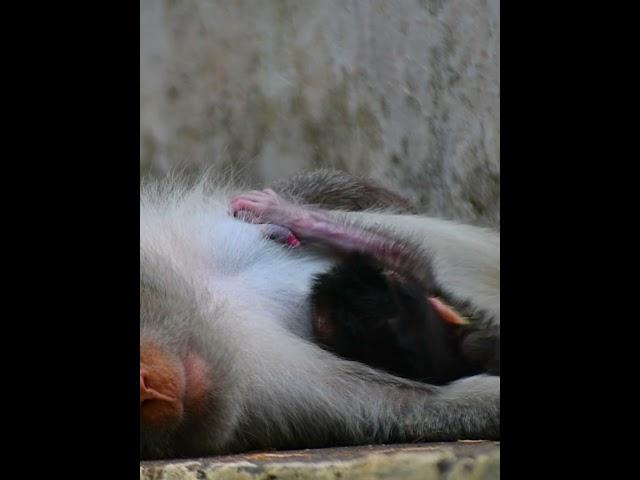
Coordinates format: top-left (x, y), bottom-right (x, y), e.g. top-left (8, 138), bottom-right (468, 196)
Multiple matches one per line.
top-left (140, 4), bottom-right (500, 475)
top-left (140, 441), bottom-right (500, 480)
top-left (140, 0), bottom-right (500, 228)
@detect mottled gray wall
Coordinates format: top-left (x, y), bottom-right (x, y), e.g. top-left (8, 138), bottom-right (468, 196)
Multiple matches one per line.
top-left (140, 0), bottom-right (500, 228)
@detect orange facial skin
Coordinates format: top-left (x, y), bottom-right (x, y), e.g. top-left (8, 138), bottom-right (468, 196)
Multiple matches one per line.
top-left (140, 343), bottom-right (210, 427)
top-left (140, 343), bottom-right (186, 428)
top-left (140, 343), bottom-right (211, 429)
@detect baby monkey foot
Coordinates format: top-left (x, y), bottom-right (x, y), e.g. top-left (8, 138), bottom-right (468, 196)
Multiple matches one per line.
top-left (230, 189), bottom-right (303, 247)
top-left (229, 189), bottom-right (308, 229)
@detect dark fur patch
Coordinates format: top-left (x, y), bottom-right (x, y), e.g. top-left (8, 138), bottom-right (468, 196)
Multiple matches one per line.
top-left (310, 252), bottom-right (482, 384)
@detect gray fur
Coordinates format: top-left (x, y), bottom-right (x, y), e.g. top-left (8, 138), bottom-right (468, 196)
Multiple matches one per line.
top-left (271, 169), bottom-right (418, 214)
top-left (140, 172), bottom-right (500, 459)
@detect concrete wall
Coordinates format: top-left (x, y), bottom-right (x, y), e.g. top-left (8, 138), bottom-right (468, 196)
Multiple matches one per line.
top-left (140, 0), bottom-right (500, 228)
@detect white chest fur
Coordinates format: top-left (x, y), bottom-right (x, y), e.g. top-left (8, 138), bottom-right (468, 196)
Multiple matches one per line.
top-left (140, 195), bottom-right (334, 338)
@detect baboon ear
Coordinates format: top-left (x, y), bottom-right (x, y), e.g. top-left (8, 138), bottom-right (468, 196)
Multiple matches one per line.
top-left (428, 297), bottom-right (470, 326)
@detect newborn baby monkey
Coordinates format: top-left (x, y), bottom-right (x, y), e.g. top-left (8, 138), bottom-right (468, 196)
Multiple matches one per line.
top-left (230, 189), bottom-right (496, 385)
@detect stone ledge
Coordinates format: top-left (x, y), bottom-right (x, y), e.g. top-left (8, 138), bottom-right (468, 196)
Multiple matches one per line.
top-left (140, 441), bottom-right (500, 480)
